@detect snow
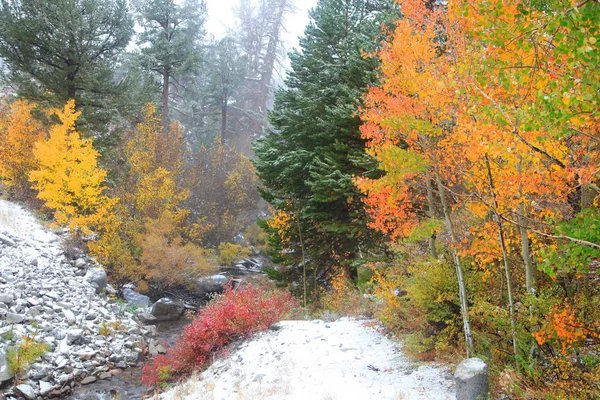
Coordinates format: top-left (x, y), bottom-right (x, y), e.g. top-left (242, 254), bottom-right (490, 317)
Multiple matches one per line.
top-left (162, 318), bottom-right (455, 400)
top-left (0, 199), bottom-right (57, 245)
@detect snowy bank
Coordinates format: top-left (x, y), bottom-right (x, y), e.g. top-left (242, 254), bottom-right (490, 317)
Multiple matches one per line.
top-left (162, 318), bottom-right (454, 400)
top-left (0, 199), bottom-right (152, 398)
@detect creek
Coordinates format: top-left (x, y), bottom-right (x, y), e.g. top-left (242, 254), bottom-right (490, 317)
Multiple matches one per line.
top-left (67, 317), bottom-right (191, 400)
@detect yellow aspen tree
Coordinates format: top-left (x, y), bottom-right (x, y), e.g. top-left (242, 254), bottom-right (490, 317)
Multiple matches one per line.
top-left (29, 100), bottom-right (115, 234)
top-left (0, 99), bottom-right (44, 198)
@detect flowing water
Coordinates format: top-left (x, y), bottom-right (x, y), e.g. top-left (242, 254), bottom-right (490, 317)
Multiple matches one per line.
top-left (67, 317), bottom-right (191, 400)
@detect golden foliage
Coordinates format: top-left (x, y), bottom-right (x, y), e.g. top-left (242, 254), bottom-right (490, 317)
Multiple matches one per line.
top-left (0, 99), bottom-right (44, 197)
top-left (217, 242), bottom-right (250, 266)
top-left (138, 211), bottom-right (212, 288)
top-left (28, 100), bottom-right (115, 234)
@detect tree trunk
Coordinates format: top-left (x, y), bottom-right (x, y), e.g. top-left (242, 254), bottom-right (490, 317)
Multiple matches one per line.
top-left (517, 159), bottom-right (535, 293)
top-left (162, 69), bottom-right (170, 135)
top-left (433, 167), bottom-right (473, 357)
top-left (426, 167), bottom-right (437, 260)
top-left (221, 100), bottom-right (228, 142)
top-left (258, 0), bottom-right (287, 113)
top-left (485, 155), bottom-right (518, 363)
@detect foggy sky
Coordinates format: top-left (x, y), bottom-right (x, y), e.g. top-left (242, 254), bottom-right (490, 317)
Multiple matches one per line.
top-left (205, 0), bottom-right (319, 51)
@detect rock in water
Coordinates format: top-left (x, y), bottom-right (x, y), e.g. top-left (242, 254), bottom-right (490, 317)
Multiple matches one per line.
top-left (150, 298), bottom-right (185, 321)
top-left (195, 274), bottom-right (228, 301)
top-left (85, 267), bottom-right (107, 294)
top-left (455, 358), bottom-right (489, 400)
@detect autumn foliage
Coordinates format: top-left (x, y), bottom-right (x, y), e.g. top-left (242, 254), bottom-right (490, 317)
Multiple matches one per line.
top-left (0, 99), bottom-right (44, 198)
top-left (28, 100), bottom-right (115, 234)
top-left (141, 283), bottom-right (298, 386)
top-left (358, 0), bottom-right (599, 396)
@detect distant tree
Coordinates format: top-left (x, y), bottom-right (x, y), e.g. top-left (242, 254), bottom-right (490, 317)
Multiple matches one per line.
top-left (254, 0), bottom-right (397, 286)
top-left (0, 0), bottom-right (133, 131)
top-left (232, 0), bottom-right (293, 153)
top-left (205, 36), bottom-right (248, 142)
top-left (235, 0), bottom-right (293, 114)
top-left (184, 138), bottom-right (261, 246)
top-left (133, 0), bottom-right (206, 134)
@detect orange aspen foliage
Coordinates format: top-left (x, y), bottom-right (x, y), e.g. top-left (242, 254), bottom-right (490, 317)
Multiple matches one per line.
top-left (0, 99), bottom-right (44, 197)
top-left (28, 100), bottom-right (115, 234)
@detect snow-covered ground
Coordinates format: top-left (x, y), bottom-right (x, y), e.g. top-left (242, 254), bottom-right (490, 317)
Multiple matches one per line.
top-left (162, 318), bottom-right (455, 400)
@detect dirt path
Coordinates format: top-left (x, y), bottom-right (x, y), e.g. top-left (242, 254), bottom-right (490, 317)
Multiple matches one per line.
top-left (161, 318), bottom-right (455, 400)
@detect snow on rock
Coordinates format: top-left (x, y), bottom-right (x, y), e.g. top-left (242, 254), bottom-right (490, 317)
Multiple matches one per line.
top-left (0, 199), bottom-right (152, 398)
top-left (162, 318), bottom-right (455, 400)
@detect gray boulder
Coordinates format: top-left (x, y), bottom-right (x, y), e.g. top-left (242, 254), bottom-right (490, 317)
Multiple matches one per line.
top-left (122, 287), bottom-right (151, 308)
top-left (0, 348), bottom-right (14, 384)
top-left (16, 383), bottom-right (37, 399)
top-left (5, 312), bottom-right (23, 324)
top-left (74, 258), bottom-right (87, 269)
top-left (455, 358), bottom-right (489, 400)
top-left (85, 267), bottom-right (107, 294)
top-left (150, 298), bottom-right (185, 321)
top-left (196, 274), bottom-right (228, 301)
top-left (136, 312), bottom-right (157, 324)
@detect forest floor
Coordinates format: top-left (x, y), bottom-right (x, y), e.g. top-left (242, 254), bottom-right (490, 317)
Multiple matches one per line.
top-left (161, 318), bottom-right (455, 400)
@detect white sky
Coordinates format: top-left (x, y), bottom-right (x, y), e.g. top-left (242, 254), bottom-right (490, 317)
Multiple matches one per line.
top-left (205, 0), bottom-right (318, 52)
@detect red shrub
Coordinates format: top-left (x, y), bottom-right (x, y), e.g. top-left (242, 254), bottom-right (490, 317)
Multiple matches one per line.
top-left (141, 284), bottom-right (298, 386)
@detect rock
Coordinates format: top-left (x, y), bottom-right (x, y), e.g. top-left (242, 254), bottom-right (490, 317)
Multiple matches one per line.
top-left (0, 233), bottom-right (16, 247)
top-left (0, 294), bottom-right (13, 305)
top-left (28, 363), bottom-right (51, 380)
top-left (85, 267), bottom-right (107, 294)
top-left (5, 312), bottom-right (24, 324)
top-left (122, 287), bottom-right (151, 308)
top-left (80, 375), bottom-right (97, 385)
top-left (232, 258), bottom-right (263, 273)
top-left (62, 309), bottom-right (76, 325)
top-left (85, 311), bottom-right (98, 320)
top-left (455, 358), bottom-right (489, 400)
top-left (67, 328), bottom-right (84, 345)
top-left (43, 291), bottom-right (59, 301)
top-left (38, 381), bottom-right (53, 395)
top-left (150, 298), bottom-right (185, 321)
top-left (136, 312), bottom-right (157, 324)
top-left (123, 351), bottom-right (140, 363)
top-left (142, 325), bottom-right (158, 337)
top-left (98, 371), bottom-right (111, 380)
top-left (0, 348), bottom-right (14, 384)
top-left (26, 297), bottom-right (39, 307)
top-left (195, 274), bottom-right (229, 301)
top-left (15, 384), bottom-right (36, 399)
top-left (75, 258), bottom-right (87, 268)
top-left (55, 355), bottom-right (68, 368)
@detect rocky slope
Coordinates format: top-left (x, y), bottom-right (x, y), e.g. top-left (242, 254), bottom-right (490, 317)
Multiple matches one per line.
top-left (161, 318), bottom-right (455, 400)
top-left (0, 200), bottom-right (152, 399)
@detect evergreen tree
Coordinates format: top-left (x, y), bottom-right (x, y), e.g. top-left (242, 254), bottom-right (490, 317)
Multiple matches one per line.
top-left (0, 0), bottom-right (133, 132)
top-left (254, 0), bottom-right (397, 285)
top-left (133, 0), bottom-right (206, 134)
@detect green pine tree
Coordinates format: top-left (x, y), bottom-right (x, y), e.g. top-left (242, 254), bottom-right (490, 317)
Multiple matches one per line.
top-left (0, 0), bottom-right (133, 132)
top-left (254, 0), bottom-right (397, 289)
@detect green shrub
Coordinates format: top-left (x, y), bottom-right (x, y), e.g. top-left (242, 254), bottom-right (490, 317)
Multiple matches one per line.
top-left (7, 334), bottom-right (49, 384)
